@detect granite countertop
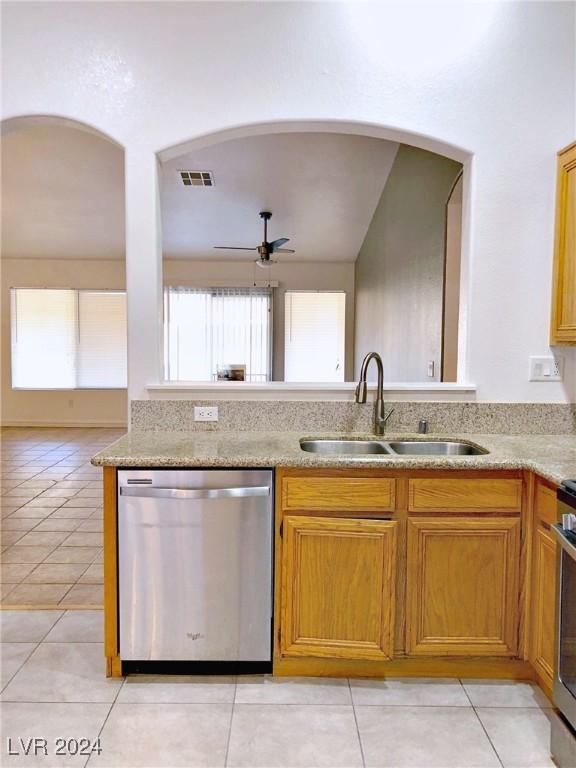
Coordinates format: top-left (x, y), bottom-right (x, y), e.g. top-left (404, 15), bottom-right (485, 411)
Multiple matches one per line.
top-left (91, 431), bottom-right (576, 486)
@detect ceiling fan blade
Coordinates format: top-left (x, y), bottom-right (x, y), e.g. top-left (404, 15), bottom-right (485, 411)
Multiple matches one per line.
top-left (213, 246), bottom-right (257, 250)
top-left (269, 237), bottom-right (289, 252)
top-left (274, 248), bottom-right (295, 253)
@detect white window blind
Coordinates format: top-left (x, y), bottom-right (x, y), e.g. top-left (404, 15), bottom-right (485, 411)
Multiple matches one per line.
top-left (11, 288), bottom-right (127, 389)
top-left (284, 291), bottom-right (346, 382)
top-left (77, 291), bottom-right (127, 388)
top-left (165, 287), bottom-right (272, 382)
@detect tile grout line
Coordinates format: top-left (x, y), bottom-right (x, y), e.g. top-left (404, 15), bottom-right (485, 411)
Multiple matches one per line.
top-left (84, 672), bottom-right (126, 768)
top-left (349, 678), bottom-right (367, 768)
top-left (223, 676), bottom-right (237, 767)
top-left (459, 678), bottom-right (504, 768)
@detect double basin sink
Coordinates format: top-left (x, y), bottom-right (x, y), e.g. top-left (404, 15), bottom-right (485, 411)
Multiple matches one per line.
top-left (300, 438), bottom-right (487, 456)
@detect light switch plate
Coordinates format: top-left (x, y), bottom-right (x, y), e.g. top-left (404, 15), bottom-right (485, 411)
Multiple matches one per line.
top-left (529, 355), bottom-right (564, 382)
top-left (194, 406), bottom-right (219, 422)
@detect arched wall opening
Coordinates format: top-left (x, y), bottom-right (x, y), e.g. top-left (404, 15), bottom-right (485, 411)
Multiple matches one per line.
top-left (156, 119), bottom-right (472, 390)
top-left (1, 115), bottom-right (128, 427)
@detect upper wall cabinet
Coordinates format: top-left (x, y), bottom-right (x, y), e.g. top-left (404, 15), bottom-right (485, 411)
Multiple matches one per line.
top-left (550, 141), bottom-right (576, 346)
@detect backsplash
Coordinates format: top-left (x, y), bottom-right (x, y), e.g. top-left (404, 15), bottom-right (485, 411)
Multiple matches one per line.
top-left (131, 400), bottom-right (576, 435)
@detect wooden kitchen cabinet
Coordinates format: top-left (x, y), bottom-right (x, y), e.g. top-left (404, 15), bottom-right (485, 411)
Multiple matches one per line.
top-left (279, 515), bottom-right (397, 660)
top-left (406, 517), bottom-right (521, 656)
top-left (550, 141), bottom-right (576, 345)
top-left (529, 480), bottom-right (559, 694)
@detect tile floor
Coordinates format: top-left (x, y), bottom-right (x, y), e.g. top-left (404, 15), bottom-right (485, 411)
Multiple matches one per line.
top-left (0, 610), bottom-right (560, 768)
top-left (1, 428), bottom-right (123, 608)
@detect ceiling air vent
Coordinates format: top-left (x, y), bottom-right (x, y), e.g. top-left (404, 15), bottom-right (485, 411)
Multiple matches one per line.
top-left (179, 170), bottom-right (214, 187)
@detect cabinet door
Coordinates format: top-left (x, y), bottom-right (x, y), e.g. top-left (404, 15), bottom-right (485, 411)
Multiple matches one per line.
top-left (406, 517), bottom-right (520, 656)
top-left (530, 527), bottom-right (557, 686)
top-left (551, 141), bottom-right (576, 345)
top-left (280, 515), bottom-right (397, 660)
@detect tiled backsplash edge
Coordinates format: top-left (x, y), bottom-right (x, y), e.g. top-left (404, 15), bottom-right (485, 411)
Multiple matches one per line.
top-left (131, 400), bottom-right (576, 435)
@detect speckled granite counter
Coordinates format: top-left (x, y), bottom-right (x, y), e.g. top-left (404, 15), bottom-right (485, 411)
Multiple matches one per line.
top-left (91, 431), bottom-right (576, 486)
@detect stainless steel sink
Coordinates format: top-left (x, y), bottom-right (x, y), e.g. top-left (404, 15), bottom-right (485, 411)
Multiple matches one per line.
top-left (299, 438), bottom-right (487, 456)
top-left (386, 441), bottom-right (487, 456)
top-left (299, 439), bottom-right (392, 455)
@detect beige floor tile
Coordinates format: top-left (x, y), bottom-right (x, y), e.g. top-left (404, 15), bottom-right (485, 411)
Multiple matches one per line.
top-left (1, 702), bottom-right (111, 767)
top-left (78, 564), bottom-right (103, 584)
top-left (119, 676), bottom-right (236, 704)
top-left (44, 547), bottom-right (100, 564)
top-left (0, 563), bottom-right (36, 583)
top-left (1, 642), bottom-right (121, 702)
top-left (2, 544), bottom-right (54, 563)
top-left (476, 707), bottom-right (557, 767)
top-left (25, 563), bottom-right (88, 584)
top-left (355, 705), bottom-right (500, 768)
top-left (0, 610), bottom-right (63, 641)
top-left (62, 498), bottom-right (100, 508)
top-left (1, 584), bottom-right (15, 600)
top-left (0, 530), bottom-right (26, 546)
top-left (350, 677), bottom-right (470, 707)
top-left (461, 679), bottom-right (552, 708)
top-left (49, 507), bottom-right (95, 519)
top-left (5, 583), bottom-right (73, 605)
top-left (1, 643), bottom-right (37, 689)
top-left (40, 487), bottom-right (80, 498)
top-left (32, 518), bottom-right (81, 532)
top-left (23, 496), bottom-right (69, 508)
top-left (76, 520), bottom-right (103, 533)
top-left (59, 584), bottom-right (103, 605)
top-left (62, 532), bottom-right (103, 547)
top-left (0, 518), bottom-right (38, 531)
top-left (14, 531), bottom-right (70, 547)
top-left (228, 704), bottom-right (363, 767)
top-left (88, 702), bottom-right (231, 767)
top-left (235, 676), bottom-right (351, 705)
top-left (1, 545), bottom-right (55, 563)
top-left (44, 610), bottom-right (103, 643)
top-left (75, 489), bottom-right (103, 498)
top-left (8, 507), bottom-right (56, 519)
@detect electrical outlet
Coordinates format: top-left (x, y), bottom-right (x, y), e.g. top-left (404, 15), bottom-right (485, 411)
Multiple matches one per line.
top-left (529, 355), bottom-right (564, 382)
top-left (194, 406), bottom-right (219, 422)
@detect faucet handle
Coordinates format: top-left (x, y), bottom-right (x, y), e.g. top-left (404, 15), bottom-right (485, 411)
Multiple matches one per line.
top-left (383, 408), bottom-right (395, 425)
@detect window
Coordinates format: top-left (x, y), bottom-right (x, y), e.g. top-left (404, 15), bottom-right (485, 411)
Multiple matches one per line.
top-left (165, 287), bottom-right (272, 382)
top-left (284, 291), bottom-right (346, 382)
top-left (11, 288), bottom-right (127, 389)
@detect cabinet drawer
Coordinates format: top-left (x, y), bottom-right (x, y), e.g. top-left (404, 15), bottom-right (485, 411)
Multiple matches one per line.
top-left (535, 482), bottom-right (558, 528)
top-left (282, 477), bottom-right (396, 513)
top-left (408, 478), bottom-right (522, 513)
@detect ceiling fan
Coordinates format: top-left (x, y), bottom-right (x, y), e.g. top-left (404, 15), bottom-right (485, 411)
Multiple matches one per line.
top-left (214, 210), bottom-right (295, 267)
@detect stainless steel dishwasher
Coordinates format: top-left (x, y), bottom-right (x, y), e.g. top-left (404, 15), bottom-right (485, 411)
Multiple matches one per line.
top-left (118, 469), bottom-right (273, 671)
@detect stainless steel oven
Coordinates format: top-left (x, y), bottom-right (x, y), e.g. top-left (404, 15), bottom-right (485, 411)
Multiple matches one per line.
top-left (551, 480), bottom-right (576, 767)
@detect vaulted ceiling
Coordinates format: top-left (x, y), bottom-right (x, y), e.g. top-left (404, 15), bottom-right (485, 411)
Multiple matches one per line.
top-left (2, 125), bottom-right (399, 262)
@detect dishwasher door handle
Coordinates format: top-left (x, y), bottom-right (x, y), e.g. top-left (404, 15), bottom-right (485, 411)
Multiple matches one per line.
top-left (119, 485), bottom-right (270, 501)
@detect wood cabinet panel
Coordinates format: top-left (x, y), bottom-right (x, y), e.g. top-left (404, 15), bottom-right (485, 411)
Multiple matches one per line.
top-left (280, 515), bottom-right (397, 659)
top-left (282, 477), bottom-right (396, 513)
top-left (406, 517), bottom-right (520, 656)
top-left (408, 478), bottom-right (522, 513)
top-left (535, 483), bottom-right (558, 528)
top-left (529, 527), bottom-right (557, 688)
top-left (551, 141), bottom-right (576, 345)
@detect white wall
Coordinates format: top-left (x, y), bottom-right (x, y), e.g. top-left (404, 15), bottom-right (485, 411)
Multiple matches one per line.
top-left (1, 259), bottom-right (128, 426)
top-left (2, 1), bottom-right (575, 403)
top-left (354, 145), bottom-right (462, 382)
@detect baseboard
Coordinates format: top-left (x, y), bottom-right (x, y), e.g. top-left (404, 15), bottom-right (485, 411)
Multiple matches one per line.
top-left (1, 421), bottom-right (126, 428)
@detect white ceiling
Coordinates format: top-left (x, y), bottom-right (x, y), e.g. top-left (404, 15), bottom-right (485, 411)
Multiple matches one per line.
top-left (161, 133), bottom-right (399, 262)
top-left (2, 127), bottom-right (399, 263)
top-left (1, 123), bottom-right (125, 260)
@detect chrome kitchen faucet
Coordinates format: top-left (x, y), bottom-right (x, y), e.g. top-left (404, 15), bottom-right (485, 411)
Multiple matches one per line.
top-left (355, 352), bottom-right (394, 436)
